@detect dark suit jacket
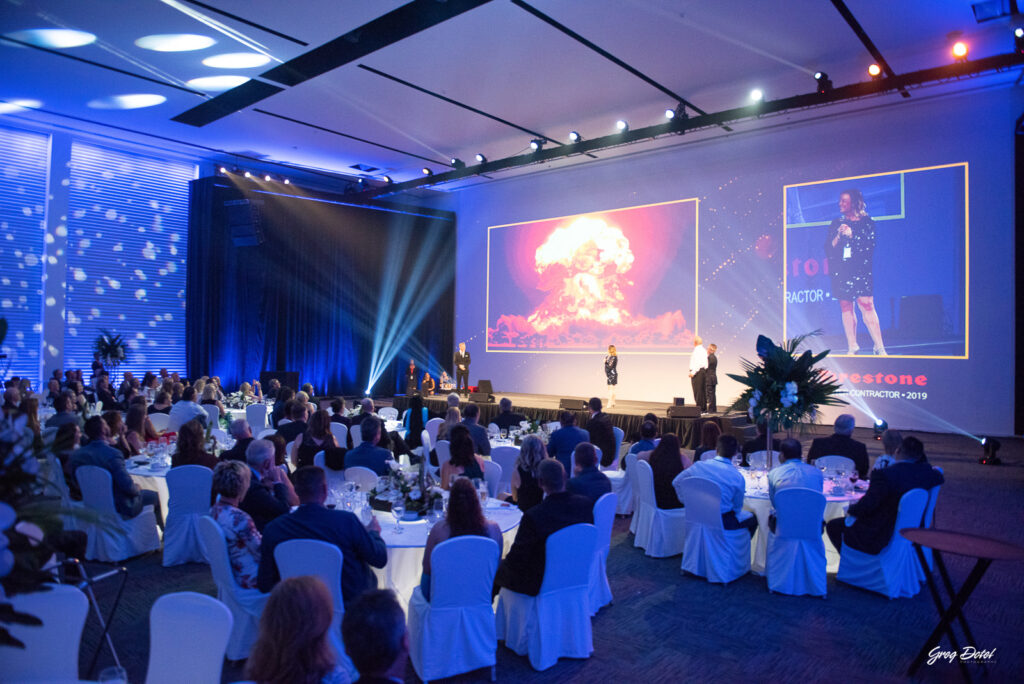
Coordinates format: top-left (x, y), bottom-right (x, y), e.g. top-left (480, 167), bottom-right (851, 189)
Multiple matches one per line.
top-left (493, 412), bottom-right (528, 432)
top-left (276, 420), bottom-right (307, 445)
top-left (270, 401), bottom-right (287, 428)
top-left (587, 412), bottom-right (616, 468)
top-left (219, 437), bottom-right (254, 463)
top-left (546, 426), bottom-right (589, 473)
top-left (257, 503), bottom-right (387, 605)
top-left (344, 443), bottom-right (392, 475)
top-left (495, 491), bottom-right (594, 596)
top-left (742, 434), bottom-right (782, 457)
top-left (330, 414), bottom-right (351, 427)
top-left (706, 352), bottom-right (718, 384)
top-left (844, 460), bottom-right (944, 554)
top-left (69, 441), bottom-right (142, 519)
top-left (461, 420), bottom-right (492, 456)
top-left (808, 433), bottom-right (870, 479)
top-left (240, 474), bottom-right (291, 532)
top-left (567, 467), bottom-right (612, 504)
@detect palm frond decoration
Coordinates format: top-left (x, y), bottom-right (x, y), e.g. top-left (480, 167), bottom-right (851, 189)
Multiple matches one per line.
top-left (93, 328), bottom-right (128, 368)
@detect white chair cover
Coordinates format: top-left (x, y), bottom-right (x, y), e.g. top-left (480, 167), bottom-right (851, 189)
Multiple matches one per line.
top-left (204, 404), bottom-right (220, 428)
top-left (837, 488), bottom-right (929, 599)
top-left (44, 451), bottom-right (84, 531)
top-left (435, 440), bottom-right (451, 470)
top-left (592, 447), bottom-right (601, 468)
top-left (245, 403), bottom-right (268, 431)
top-left (747, 450), bottom-right (769, 469)
top-left (419, 428), bottom-right (431, 455)
top-left (77, 465), bottom-right (161, 562)
top-left (677, 477), bottom-right (751, 583)
top-left (815, 455), bottom-right (856, 472)
top-left (274, 539), bottom-right (355, 678)
top-left (379, 406), bottom-right (399, 421)
top-left (613, 453), bottom-right (635, 517)
top-left (589, 492), bottom-right (617, 615)
top-left (408, 536), bottom-right (500, 682)
top-left (211, 427), bottom-right (230, 446)
top-left (426, 417), bottom-right (443, 447)
top-left (350, 424), bottom-right (363, 447)
top-left (766, 487), bottom-right (827, 596)
top-left (199, 516), bottom-right (270, 660)
top-left (487, 422), bottom-right (500, 436)
top-left (149, 412), bottom-right (170, 433)
top-left (256, 427), bottom-right (277, 439)
top-left (163, 465), bottom-right (213, 566)
top-left (314, 451), bottom-right (347, 493)
top-left (604, 426), bottom-right (624, 471)
top-left (3, 585), bottom-right (89, 682)
top-left (626, 453), bottom-right (640, 532)
top-left (146, 592), bottom-right (232, 684)
top-left (632, 460), bottom-right (687, 557)
top-left (490, 446), bottom-right (519, 495)
top-left (344, 465), bottom-right (378, 492)
top-left (483, 460), bottom-right (503, 498)
top-left (496, 524), bottom-right (597, 671)
top-left (917, 466), bottom-right (944, 577)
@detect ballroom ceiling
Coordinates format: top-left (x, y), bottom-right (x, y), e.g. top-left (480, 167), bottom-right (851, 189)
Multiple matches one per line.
top-left (1, 0), bottom-right (1020, 193)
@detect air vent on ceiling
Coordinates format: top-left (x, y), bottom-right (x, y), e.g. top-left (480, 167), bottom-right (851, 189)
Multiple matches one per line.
top-left (350, 163), bottom-right (379, 172)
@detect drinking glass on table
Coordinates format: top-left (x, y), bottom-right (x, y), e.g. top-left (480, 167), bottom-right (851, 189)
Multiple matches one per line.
top-left (98, 666), bottom-right (128, 684)
top-left (500, 428), bottom-right (508, 441)
top-left (426, 498), bottom-right (443, 527)
top-left (391, 500), bottom-right (405, 533)
top-left (478, 480), bottom-right (488, 505)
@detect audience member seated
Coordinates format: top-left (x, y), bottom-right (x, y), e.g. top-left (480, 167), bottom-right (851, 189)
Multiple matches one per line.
top-left (567, 442), bottom-right (612, 504)
top-left (276, 400), bottom-right (310, 445)
top-left (54, 422), bottom-right (83, 500)
top-left (348, 397), bottom-right (376, 430)
top-left (220, 419), bottom-right (254, 463)
top-left (1, 386), bottom-right (20, 420)
top-left (94, 375), bottom-right (118, 410)
top-left (172, 418), bottom-right (219, 470)
top-left (44, 378), bottom-right (62, 407)
top-left (629, 420), bottom-right (658, 458)
top-left (420, 478), bottom-right (503, 600)
top-left (403, 394), bottom-right (428, 451)
top-left (300, 382), bottom-right (314, 398)
top-left (673, 435), bottom-right (757, 535)
top-left (265, 433), bottom-right (290, 470)
top-left (826, 436), bottom-right (944, 555)
top-left (71, 416), bottom-right (163, 528)
top-left (210, 460), bottom-right (261, 589)
top-left (342, 589), bottom-right (409, 684)
top-left (329, 398), bottom-right (351, 427)
top-left (124, 404), bottom-right (158, 454)
top-left (167, 386), bottom-right (207, 433)
top-left (44, 392), bottom-right (84, 431)
top-left (345, 416), bottom-right (392, 476)
top-left (293, 409), bottom-right (342, 470)
top-left (873, 429), bottom-right (902, 471)
top-left (246, 576), bottom-right (350, 684)
top-left (768, 438), bottom-right (823, 505)
top-left (494, 459), bottom-right (594, 596)
top-left (258, 466), bottom-right (387, 606)
top-left (170, 381), bottom-right (185, 404)
top-left (435, 407), bottom-right (461, 444)
top-left (586, 397), bottom-right (617, 468)
top-left (141, 372), bottom-right (159, 402)
top-left (459, 402), bottom-right (492, 456)
top-left (649, 434), bottom-right (691, 509)
top-left (241, 439), bottom-right (298, 532)
top-left (509, 434), bottom-right (546, 512)
top-left (546, 410), bottom-right (588, 474)
top-left (239, 380), bottom-right (264, 403)
top-left (200, 384), bottom-right (227, 418)
top-left (446, 392), bottom-right (461, 409)
top-left (440, 424), bottom-right (486, 488)
top-left (693, 421), bottom-right (721, 462)
top-left (270, 386), bottom-right (295, 428)
top-left (103, 410), bottom-right (134, 458)
top-left (120, 384), bottom-right (139, 412)
top-left (808, 414), bottom-right (869, 479)
top-left (492, 397), bottom-right (528, 432)
top-left (742, 420), bottom-right (782, 465)
top-left (421, 372), bottom-right (436, 396)
top-left (148, 390), bottom-right (172, 415)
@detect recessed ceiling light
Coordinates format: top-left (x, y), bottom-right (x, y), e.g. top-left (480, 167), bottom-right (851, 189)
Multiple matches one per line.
top-left (749, 88), bottom-right (764, 102)
top-left (185, 75), bottom-right (249, 91)
top-left (135, 34), bottom-right (215, 52)
top-left (0, 99), bottom-right (43, 114)
top-left (4, 29), bottom-right (97, 49)
top-left (201, 52), bottom-right (271, 69)
top-left (87, 94), bottom-right (167, 110)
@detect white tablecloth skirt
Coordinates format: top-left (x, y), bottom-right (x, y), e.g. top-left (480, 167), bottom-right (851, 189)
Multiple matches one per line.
top-left (743, 495), bottom-right (855, 575)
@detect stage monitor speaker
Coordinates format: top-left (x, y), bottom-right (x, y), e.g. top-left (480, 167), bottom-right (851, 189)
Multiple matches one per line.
top-left (559, 398), bottom-right (586, 410)
top-left (673, 397), bottom-right (687, 406)
top-left (225, 199), bottom-right (265, 246)
top-left (667, 405), bottom-right (701, 419)
top-left (469, 392), bottom-right (493, 403)
top-left (260, 370), bottom-right (299, 391)
top-left (477, 379), bottom-right (494, 394)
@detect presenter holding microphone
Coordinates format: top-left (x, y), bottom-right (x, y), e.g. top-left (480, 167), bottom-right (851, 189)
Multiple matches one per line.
top-left (604, 344), bottom-right (618, 408)
top-left (454, 342), bottom-right (471, 395)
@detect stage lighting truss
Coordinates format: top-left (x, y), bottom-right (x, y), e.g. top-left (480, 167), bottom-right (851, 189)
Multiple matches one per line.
top-left (814, 72), bottom-right (834, 94)
top-left (529, 138), bottom-right (545, 151)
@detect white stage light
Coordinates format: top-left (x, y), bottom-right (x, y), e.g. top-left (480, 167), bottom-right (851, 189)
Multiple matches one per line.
top-left (87, 94), bottom-right (166, 110)
top-left (135, 33), bottom-right (216, 52)
top-left (186, 75), bottom-right (249, 91)
top-left (5, 29), bottom-right (96, 48)
top-left (202, 52), bottom-right (271, 68)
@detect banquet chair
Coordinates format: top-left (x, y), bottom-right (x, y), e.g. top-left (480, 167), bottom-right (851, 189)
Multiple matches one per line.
top-left (149, 412), bottom-right (170, 433)
top-left (2, 584), bottom-right (89, 682)
top-left (814, 455), bottom-right (856, 472)
top-left (379, 406), bottom-right (399, 421)
top-left (589, 492), bottom-right (618, 615)
top-left (275, 539), bottom-right (356, 678)
top-left (314, 451), bottom-right (346, 493)
top-left (409, 536), bottom-right (500, 682)
top-left (198, 516), bottom-right (270, 660)
top-left (245, 403), bottom-right (268, 431)
top-left (700, 450), bottom-right (716, 461)
top-left (146, 592), bottom-right (232, 684)
top-left (411, 428), bottom-right (432, 463)
top-left (608, 452), bottom-right (634, 517)
top-left (496, 524), bottom-right (597, 671)
top-left (603, 427), bottom-right (624, 471)
top-left (435, 440), bottom-right (451, 471)
top-left (211, 427), bottom-right (230, 447)
top-left (483, 460), bottom-right (503, 498)
top-left (426, 417), bottom-right (444, 446)
top-left (350, 424), bottom-right (363, 447)
top-left (632, 459), bottom-right (687, 557)
top-left (677, 477), bottom-right (751, 583)
top-left (329, 421), bottom-right (348, 448)
top-left (490, 446), bottom-right (519, 495)
top-left (344, 465), bottom-right (378, 492)
top-left (203, 404), bottom-right (221, 429)
top-left (163, 465), bottom-right (213, 566)
top-left (278, 418), bottom-right (292, 426)
top-left (837, 488), bottom-right (928, 599)
top-left (44, 451), bottom-right (84, 530)
top-left (77, 465), bottom-right (161, 562)
top-left (766, 487), bottom-right (827, 597)
top-left (747, 450), bottom-right (769, 469)
top-left (917, 466), bottom-right (944, 576)
top-left (256, 427), bottom-right (277, 439)
top-left (625, 453), bottom-right (640, 530)
top-left (487, 422), bottom-right (500, 437)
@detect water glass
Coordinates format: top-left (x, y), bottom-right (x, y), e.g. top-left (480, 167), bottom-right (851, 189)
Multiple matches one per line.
top-left (392, 501), bottom-right (405, 533)
top-left (98, 666), bottom-right (128, 684)
top-left (478, 481), bottom-right (489, 505)
top-left (500, 428), bottom-right (508, 440)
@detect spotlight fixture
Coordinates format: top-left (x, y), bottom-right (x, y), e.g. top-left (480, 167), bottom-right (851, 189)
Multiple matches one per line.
top-left (615, 119), bottom-right (628, 132)
top-left (283, 179), bottom-right (290, 185)
top-left (569, 131), bottom-right (582, 143)
top-left (529, 138), bottom-right (545, 151)
top-left (218, 166), bottom-right (228, 174)
top-left (421, 167), bottom-right (432, 176)
top-left (382, 175), bottom-right (393, 184)
top-left (474, 153), bottom-right (487, 163)
top-left (873, 418), bottom-right (888, 440)
top-left (868, 63), bottom-right (882, 78)
top-left (814, 71), bottom-right (833, 94)
top-left (264, 174), bottom-right (271, 181)
top-left (952, 41), bottom-right (968, 61)
top-left (243, 171), bottom-right (252, 178)
top-left (450, 157), bottom-right (465, 169)
top-left (749, 88), bottom-right (764, 102)
top-left (979, 436), bottom-right (1002, 465)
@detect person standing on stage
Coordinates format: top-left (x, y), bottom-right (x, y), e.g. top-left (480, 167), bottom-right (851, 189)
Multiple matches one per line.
top-left (404, 359), bottom-right (418, 396)
top-left (454, 342), bottom-right (471, 395)
top-left (604, 344), bottom-right (618, 409)
top-left (688, 336), bottom-right (708, 413)
top-left (705, 343), bottom-right (718, 414)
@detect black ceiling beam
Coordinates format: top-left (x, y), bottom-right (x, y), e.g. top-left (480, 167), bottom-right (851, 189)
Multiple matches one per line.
top-left (510, 0), bottom-right (731, 132)
top-left (172, 80), bottom-right (285, 126)
top-left (830, 0), bottom-right (910, 98)
top-left (343, 51), bottom-right (1024, 200)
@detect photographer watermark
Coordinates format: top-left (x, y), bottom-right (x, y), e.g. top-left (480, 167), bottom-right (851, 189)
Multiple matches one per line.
top-left (927, 646), bottom-right (997, 666)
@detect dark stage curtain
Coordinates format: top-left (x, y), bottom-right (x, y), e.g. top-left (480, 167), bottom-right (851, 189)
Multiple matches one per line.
top-left (187, 178), bottom-right (455, 395)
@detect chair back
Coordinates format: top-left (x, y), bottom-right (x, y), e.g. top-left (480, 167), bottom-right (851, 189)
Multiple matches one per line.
top-left (147, 592), bottom-right (232, 684)
top-left (379, 407), bottom-right (399, 421)
top-left (167, 465), bottom-right (213, 515)
top-left (815, 455), bottom-right (855, 472)
top-left (435, 440), bottom-right (452, 469)
top-left (211, 427), bottom-right (229, 446)
top-left (344, 466), bottom-right (378, 492)
top-left (747, 450), bottom-right (769, 469)
top-left (426, 417), bottom-right (444, 445)
top-left (199, 516), bottom-right (237, 589)
top-left (483, 460), bottom-right (502, 498)
top-left (676, 477), bottom-right (725, 528)
top-left (44, 452), bottom-right (71, 501)
top-left (256, 427), bottom-right (277, 439)
top-left (894, 488), bottom-right (930, 539)
top-left (329, 422), bottom-right (348, 446)
top-left (773, 487), bottom-right (827, 540)
top-left (77, 464), bottom-right (118, 514)
top-left (593, 492), bottom-right (617, 553)
top-left (634, 459), bottom-right (657, 508)
top-left (491, 446), bottom-right (519, 487)
top-left (923, 466), bottom-right (943, 528)
top-left (350, 423), bottom-right (363, 447)
top-left (4, 585), bottom-right (89, 681)
top-left (700, 450), bottom-right (716, 461)
top-left (487, 422), bottom-right (500, 437)
top-left (610, 427), bottom-right (624, 469)
top-left (246, 403), bottom-right (268, 431)
top-left (203, 404), bottom-right (220, 428)
top-left (429, 536), bottom-right (500, 608)
top-left (419, 428), bottom-right (432, 454)
top-left (275, 539), bottom-right (344, 614)
top-left (149, 412), bottom-right (170, 432)
top-left (539, 524), bottom-right (597, 593)
top-left (278, 418), bottom-right (293, 426)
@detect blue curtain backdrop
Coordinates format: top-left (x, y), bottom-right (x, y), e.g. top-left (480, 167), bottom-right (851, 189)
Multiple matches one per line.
top-left (187, 177), bottom-right (455, 396)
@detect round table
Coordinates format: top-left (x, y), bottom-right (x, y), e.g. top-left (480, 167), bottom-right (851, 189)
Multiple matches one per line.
top-left (126, 457), bottom-right (171, 514)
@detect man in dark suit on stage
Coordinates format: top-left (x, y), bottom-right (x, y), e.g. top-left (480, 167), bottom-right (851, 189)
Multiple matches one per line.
top-left (547, 411), bottom-right (589, 474)
top-left (586, 397), bottom-right (617, 468)
top-left (808, 414), bottom-right (870, 479)
top-left (705, 343), bottom-right (719, 413)
top-left (404, 359), bottom-right (418, 396)
top-left (567, 442), bottom-right (612, 504)
top-left (453, 342), bottom-right (471, 395)
top-left (494, 459), bottom-right (594, 596)
top-left (826, 436), bottom-right (943, 554)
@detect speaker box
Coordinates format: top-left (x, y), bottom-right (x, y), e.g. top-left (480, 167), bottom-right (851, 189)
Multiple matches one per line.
top-left (225, 199), bottom-right (265, 246)
top-left (667, 405), bottom-right (701, 419)
top-left (260, 370), bottom-right (299, 391)
top-left (477, 379), bottom-right (494, 394)
top-left (673, 397), bottom-right (687, 406)
top-left (559, 398), bottom-right (586, 410)
top-left (469, 392), bottom-right (493, 403)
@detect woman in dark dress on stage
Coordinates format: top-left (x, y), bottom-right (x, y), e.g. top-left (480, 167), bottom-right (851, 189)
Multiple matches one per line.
top-left (604, 344), bottom-right (618, 408)
top-left (704, 343), bottom-right (718, 413)
top-left (824, 188), bottom-right (886, 355)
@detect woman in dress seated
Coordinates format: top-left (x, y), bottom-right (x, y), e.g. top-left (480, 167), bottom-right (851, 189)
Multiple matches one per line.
top-left (292, 409), bottom-right (340, 470)
top-left (648, 433), bottom-right (692, 510)
top-left (148, 390), bottom-right (172, 415)
top-left (508, 434), bottom-right (546, 512)
top-left (430, 406), bottom-right (461, 467)
top-left (239, 380), bottom-right (264, 403)
top-left (210, 460), bottom-right (261, 589)
top-left (172, 418), bottom-right (218, 470)
top-left (124, 403), bottom-right (159, 454)
top-left (201, 384), bottom-right (227, 418)
top-left (693, 421), bottom-right (720, 462)
top-left (440, 424), bottom-right (486, 489)
top-left (402, 394), bottom-right (428, 452)
top-left (419, 477), bottom-right (503, 601)
top-left (102, 410), bottom-right (135, 458)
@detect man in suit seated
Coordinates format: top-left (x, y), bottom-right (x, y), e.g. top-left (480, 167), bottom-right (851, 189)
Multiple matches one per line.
top-left (342, 590), bottom-right (409, 684)
top-left (494, 459), bottom-right (594, 596)
top-left (492, 397), bottom-right (528, 432)
top-left (167, 385), bottom-right (207, 432)
top-left (44, 392), bottom-right (85, 431)
top-left (241, 439), bottom-right (298, 532)
top-left (546, 410), bottom-right (588, 474)
top-left (808, 413), bottom-right (869, 479)
top-left (826, 436), bottom-right (943, 555)
top-left (586, 397), bottom-right (617, 468)
top-left (275, 400), bottom-right (309, 444)
top-left (672, 434), bottom-right (757, 535)
top-left (460, 402), bottom-right (491, 456)
top-left (629, 420), bottom-right (658, 457)
top-left (329, 398), bottom-right (351, 427)
top-left (567, 442), bottom-right (612, 504)
top-left (258, 466), bottom-right (387, 607)
top-left (219, 419), bottom-right (253, 462)
top-left (768, 438), bottom-right (823, 504)
top-left (345, 416), bottom-right (393, 475)
top-left (742, 420), bottom-right (782, 464)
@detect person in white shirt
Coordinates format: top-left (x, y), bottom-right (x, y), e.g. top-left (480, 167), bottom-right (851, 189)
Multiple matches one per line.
top-left (767, 438), bottom-right (824, 504)
top-left (688, 335), bottom-right (708, 413)
top-left (167, 386), bottom-right (208, 432)
top-left (672, 434), bottom-right (757, 534)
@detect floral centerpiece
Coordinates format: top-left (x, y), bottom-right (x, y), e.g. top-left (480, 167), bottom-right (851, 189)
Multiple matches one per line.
top-left (92, 328), bottom-right (127, 370)
top-left (370, 463), bottom-right (443, 517)
top-left (728, 331), bottom-right (846, 468)
top-left (514, 419), bottom-right (548, 445)
top-left (223, 391), bottom-right (259, 410)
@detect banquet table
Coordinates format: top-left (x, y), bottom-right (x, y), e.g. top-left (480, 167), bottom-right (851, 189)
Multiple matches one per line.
top-left (226, 403), bottom-right (270, 426)
top-left (126, 456), bottom-right (171, 514)
top-left (741, 470), bottom-right (865, 574)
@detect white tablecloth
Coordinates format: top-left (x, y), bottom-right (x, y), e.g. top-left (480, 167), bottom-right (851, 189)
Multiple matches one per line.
top-left (227, 404), bottom-right (270, 425)
top-left (127, 459), bottom-right (171, 514)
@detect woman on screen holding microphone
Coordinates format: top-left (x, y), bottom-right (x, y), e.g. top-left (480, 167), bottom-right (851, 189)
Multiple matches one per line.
top-left (604, 344), bottom-right (618, 408)
top-left (825, 188), bottom-right (886, 355)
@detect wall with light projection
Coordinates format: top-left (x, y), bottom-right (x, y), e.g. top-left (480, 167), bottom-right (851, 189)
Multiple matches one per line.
top-left (453, 86), bottom-right (1020, 436)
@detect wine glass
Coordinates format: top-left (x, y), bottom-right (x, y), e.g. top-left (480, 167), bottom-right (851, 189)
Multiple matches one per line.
top-left (391, 500), bottom-right (405, 533)
top-left (478, 480), bottom-right (489, 506)
top-left (426, 498), bottom-right (442, 527)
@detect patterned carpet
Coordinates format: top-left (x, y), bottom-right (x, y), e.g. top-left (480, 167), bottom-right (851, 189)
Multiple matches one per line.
top-left (74, 428), bottom-right (1023, 683)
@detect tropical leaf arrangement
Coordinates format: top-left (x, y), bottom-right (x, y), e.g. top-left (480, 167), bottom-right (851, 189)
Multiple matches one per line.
top-left (93, 328), bottom-right (128, 368)
top-left (728, 331), bottom-right (847, 430)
